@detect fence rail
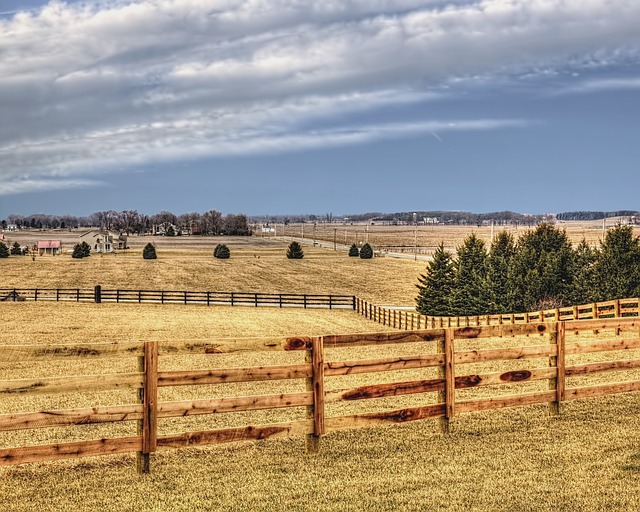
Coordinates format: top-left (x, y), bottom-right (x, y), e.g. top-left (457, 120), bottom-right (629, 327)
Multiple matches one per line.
top-left (356, 297), bottom-right (640, 329)
top-left (0, 287), bottom-right (355, 309)
top-left (1, 318), bottom-right (639, 471)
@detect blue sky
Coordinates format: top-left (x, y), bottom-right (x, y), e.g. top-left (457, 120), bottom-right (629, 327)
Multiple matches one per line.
top-left (1, 0), bottom-right (639, 219)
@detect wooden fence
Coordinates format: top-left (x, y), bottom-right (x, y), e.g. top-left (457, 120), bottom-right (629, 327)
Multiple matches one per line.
top-left (0, 287), bottom-right (355, 309)
top-left (1, 317), bottom-right (639, 471)
top-left (356, 297), bottom-right (640, 329)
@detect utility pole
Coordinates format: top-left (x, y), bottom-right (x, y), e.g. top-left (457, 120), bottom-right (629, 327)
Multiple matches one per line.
top-left (333, 228), bottom-right (337, 251)
top-left (413, 212), bottom-right (417, 261)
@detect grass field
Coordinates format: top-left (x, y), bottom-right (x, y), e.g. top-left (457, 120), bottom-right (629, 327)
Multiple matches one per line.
top-left (1, 238), bottom-right (640, 511)
top-left (270, 219), bottom-right (640, 255)
top-left (2, 234), bottom-right (424, 305)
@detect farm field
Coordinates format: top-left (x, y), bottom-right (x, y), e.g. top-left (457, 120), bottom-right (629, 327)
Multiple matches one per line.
top-left (1, 302), bottom-right (640, 511)
top-left (2, 232), bottom-right (640, 511)
top-left (268, 219), bottom-right (640, 256)
top-left (1, 233), bottom-right (424, 305)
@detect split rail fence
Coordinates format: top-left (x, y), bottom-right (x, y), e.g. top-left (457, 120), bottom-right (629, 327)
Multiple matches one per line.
top-left (0, 287), bottom-right (355, 309)
top-left (356, 297), bottom-right (640, 330)
top-left (1, 317), bottom-right (639, 471)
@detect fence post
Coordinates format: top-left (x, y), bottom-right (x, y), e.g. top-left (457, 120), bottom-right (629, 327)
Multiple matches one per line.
top-left (138, 341), bottom-right (158, 474)
top-left (548, 322), bottom-right (565, 416)
top-left (329, 295), bottom-right (333, 310)
top-left (438, 329), bottom-right (455, 433)
top-left (304, 295), bottom-right (307, 309)
top-left (352, 296), bottom-right (356, 311)
top-left (34, 288), bottom-right (38, 301)
top-left (94, 285), bottom-right (102, 303)
top-left (306, 336), bottom-right (325, 453)
top-left (591, 303), bottom-right (597, 319)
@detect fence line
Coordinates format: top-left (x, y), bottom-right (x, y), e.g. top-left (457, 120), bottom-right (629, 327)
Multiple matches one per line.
top-left (355, 297), bottom-right (640, 329)
top-left (1, 317), bottom-right (639, 471)
top-left (0, 287), bottom-right (355, 310)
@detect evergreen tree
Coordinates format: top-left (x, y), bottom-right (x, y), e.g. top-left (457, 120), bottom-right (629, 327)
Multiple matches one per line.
top-left (166, 225), bottom-right (175, 237)
top-left (359, 243), bottom-right (374, 259)
top-left (348, 244), bottom-right (359, 257)
top-left (0, 242), bottom-right (9, 258)
top-left (214, 243), bottom-right (230, 259)
top-left (415, 243), bottom-right (455, 316)
top-left (592, 225), bottom-right (640, 301)
top-left (506, 223), bottom-right (574, 312)
top-left (487, 231), bottom-right (516, 313)
top-left (10, 242), bottom-right (22, 256)
top-left (286, 241), bottom-right (304, 259)
top-left (143, 243), bottom-right (157, 260)
top-left (71, 243), bottom-right (85, 259)
top-left (450, 234), bottom-right (490, 315)
top-left (80, 241), bottom-right (91, 257)
top-left (570, 239), bottom-right (598, 305)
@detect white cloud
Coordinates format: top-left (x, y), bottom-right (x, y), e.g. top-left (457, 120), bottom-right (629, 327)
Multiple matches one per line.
top-left (1, 0), bottom-right (639, 195)
top-left (555, 77), bottom-right (640, 95)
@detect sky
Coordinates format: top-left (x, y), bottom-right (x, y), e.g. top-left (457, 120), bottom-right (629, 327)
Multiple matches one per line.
top-left (1, 0), bottom-right (639, 219)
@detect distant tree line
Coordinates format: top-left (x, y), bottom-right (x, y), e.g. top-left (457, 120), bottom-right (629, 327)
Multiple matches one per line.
top-left (416, 224), bottom-right (640, 316)
top-left (2, 210), bottom-right (252, 236)
top-left (350, 211), bottom-right (547, 226)
top-left (556, 211), bottom-right (640, 221)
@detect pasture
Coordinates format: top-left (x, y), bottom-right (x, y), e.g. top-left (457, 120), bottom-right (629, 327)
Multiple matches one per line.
top-left (1, 237), bottom-right (640, 511)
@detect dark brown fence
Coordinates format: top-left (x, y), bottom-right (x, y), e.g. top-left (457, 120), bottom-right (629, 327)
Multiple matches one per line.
top-left (0, 287), bottom-right (355, 309)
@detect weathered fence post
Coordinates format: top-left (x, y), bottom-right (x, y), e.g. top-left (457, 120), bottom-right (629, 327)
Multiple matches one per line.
top-left (94, 285), bottom-right (102, 304)
top-left (438, 329), bottom-right (455, 433)
top-left (306, 336), bottom-right (325, 453)
top-left (138, 341), bottom-right (158, 474)
top-left (548, 322), bottom-right (565, 416)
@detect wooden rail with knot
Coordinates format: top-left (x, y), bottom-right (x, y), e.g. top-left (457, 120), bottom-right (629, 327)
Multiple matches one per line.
top-left (356, 297), bottom-right (640, 329)
top-left (1, 318), bottom-right (639, 472)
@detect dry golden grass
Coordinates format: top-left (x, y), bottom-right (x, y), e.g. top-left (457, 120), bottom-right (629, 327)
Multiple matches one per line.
top-left (1, 239), bottom-right (640, 511)
top-left (2, 234), bottom-right (424, 305)
top-left (280, 220), bottom-right (640, 254)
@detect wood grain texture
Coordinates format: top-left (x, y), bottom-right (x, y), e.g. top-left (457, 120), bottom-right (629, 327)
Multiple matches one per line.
top-left (0, 437), bottom-right (142, 466)
top-left (0, 373), bottom-right (143, 396)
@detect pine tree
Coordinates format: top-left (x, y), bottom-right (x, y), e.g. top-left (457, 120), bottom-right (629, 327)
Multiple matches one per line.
top-left (359, 243), bottom-right (373, 259)
top-left (487, 231), bottom-right (515, 313)
top-left (80, 241), bottom-right (91, 257)
top-left (0, 242), bottom-right (9, 258)
top-left (415, 243), bottom-right (455, 316)
top-left (348, 244), bottom-right (359, 257)
top-left (71, 243), bottom-right (85, 259)
top-left (450, 234), bottom-right (490, 315)
top-left (10, 242), bottom-right (22, 256)
top-left (143, 243), bottom-right (157, 260)
top-left (286, 241), bottom-right (304, 259)
top-left (570, 239), bottom-right (598, 304)
top-left (592, 224), bottom-right (640, 301)
top-left (506, 223), bottom-right (574, 312)
top-left (214, 243), bottom-right (230, 259)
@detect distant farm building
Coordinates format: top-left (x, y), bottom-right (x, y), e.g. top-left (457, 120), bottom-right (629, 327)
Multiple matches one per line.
top-left (37, 240), bottom-right (62, 255)
top-left (80, 230), bottom-right (128, 253)
top-left (261, 225), bottom-right (275, 233)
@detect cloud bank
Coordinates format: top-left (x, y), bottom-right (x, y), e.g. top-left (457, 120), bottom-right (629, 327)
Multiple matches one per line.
top-left (1, 0), bottom-right (640, 195)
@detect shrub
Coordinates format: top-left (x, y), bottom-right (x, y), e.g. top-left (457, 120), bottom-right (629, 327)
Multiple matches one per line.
top-left (214, 243), bottom-right (230, 259)
top-left (0, 242), bottom-right (9, 258)
top-left (286, 241), bottom-right (304, 259)
top-left (80, 241), bottom-right (91, 257)
top-left (359, 243), bottom-right (373, 259)
top-left (348, 244), bottom-right (359, 257)
top-left (71, 244), bottom-right (85, 259)
top-left (10, 242), bottom-right (22, 256)
top-left (143, 243), bottom-right (157, 260)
